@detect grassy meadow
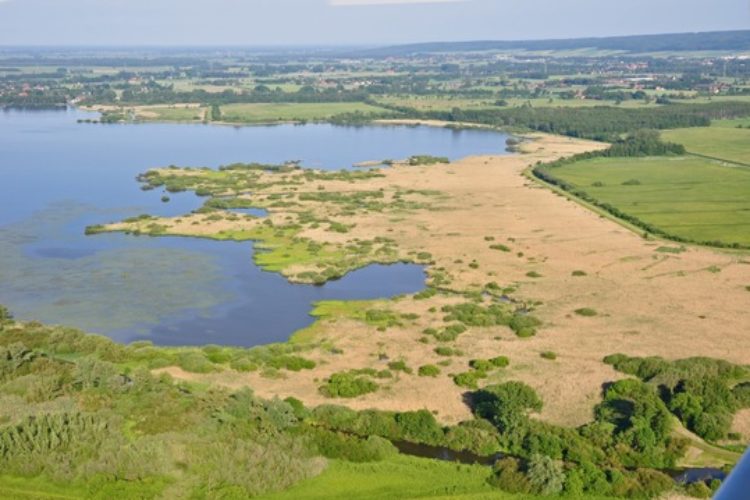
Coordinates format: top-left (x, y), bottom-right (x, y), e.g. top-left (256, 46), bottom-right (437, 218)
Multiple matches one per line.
top-left (550, 156), bottom-right (750, 246)
top-left (131, 105), bottom-right (206, 121)
top-left (218, 102), bottom-right (387, 123)
top-left (662, 125), bottom-right (750, 165)
top-left (375, 95), bottom-right (658, 112)
top-left (260, 456), bottom-right (517, 500)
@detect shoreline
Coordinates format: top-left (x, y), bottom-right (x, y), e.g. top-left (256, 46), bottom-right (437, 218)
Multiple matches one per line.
top-left (103, 133), bottom-right (750, 432)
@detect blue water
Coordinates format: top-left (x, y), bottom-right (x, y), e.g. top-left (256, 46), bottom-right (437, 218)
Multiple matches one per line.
top-left (0, 108), bottom-right (509, 346)
top-left (227, 208), bottom-right (269, 218)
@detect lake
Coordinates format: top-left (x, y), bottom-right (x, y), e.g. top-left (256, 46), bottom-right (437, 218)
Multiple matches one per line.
top-left (0, 108), bottom-right (509, 346)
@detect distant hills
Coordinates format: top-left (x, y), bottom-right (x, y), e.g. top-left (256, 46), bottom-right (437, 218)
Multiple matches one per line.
top-left (363, 30), bottom-right (750, 57)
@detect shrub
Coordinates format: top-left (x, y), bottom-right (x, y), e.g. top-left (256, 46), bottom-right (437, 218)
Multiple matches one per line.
top-left (571, 270), bottom-right (587, 277)
top-left (202, 345), bottom-right (231, 364)
top-left (442, 303), bottom-right (510, 327)
top-left (489, 356), bottom-right (510, 368)
top-left (684, 481), bottom-right (712, 498)
top-left (631, 468), bottom-right (674, 498)
top-left (475, 382), bottom-right (544, 425)
top-left (413, 288), bottom-right (438, 300)
top-left (230, 357), bottom-right (259, 372)
top-left (526, 271), bottom-right (542, 278)
top-left (470, 359), bottom-right (494, 372)
top-left (395, 410), bottom-right (444, 445)
top-left (434, 346), bottom-right (462, 357)
top-left (418, 364), bottom-right (441, 377)
top-left (527, 454), bottom-right (565, 495)
top-left (267, 355), bottom-right (316, 371)
top-left (509, 314), bottom-right (542, 337)
top-left (733, 382), bottom-right (750, 408)
top-left (365, 309), bottom-right (401, 328)
top-left (453, 371), bottom-right (486, 389)
top-left (319, 372), bottom-right (379, 398)
top-left (177, 352), bottom-right (216, 373)
top-left (470, 357), bottom-right (509, 371)
top-left (540, 351), bottom-right (557, 360)
top-left (444, 420), bottom-right (501, 456)
top-left (574, 308), bottom-right (598, 317)
top-left (309, 428), bottom-right (396, 462)
top-left (490, 244), bottom-right (511, 252)
top-left (488, 457), bottom-right (531, 493)
top-left (693, 410), bottom-right (733, 442)
top-left (407, 155), bottom-right (449, 166)
top-left (563, 468), bottom-right (585, 496)
top-left (387, 360), bottom-right (413, 374)
top-left (433, 324), bottom-right (467, 341)
top-left (605, 353), bottom-right (748, 442)
top-left (0, 305), bottom-right (13, 324)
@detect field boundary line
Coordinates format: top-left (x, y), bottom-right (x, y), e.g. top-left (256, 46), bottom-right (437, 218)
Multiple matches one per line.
top-left (684, 151), bottom-right (750, 170)
top-left (522, 163), bottom-right (750, 256)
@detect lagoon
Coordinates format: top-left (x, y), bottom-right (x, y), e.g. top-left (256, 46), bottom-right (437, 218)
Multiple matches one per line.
top-left (0, 108), bottom-right (509, 346)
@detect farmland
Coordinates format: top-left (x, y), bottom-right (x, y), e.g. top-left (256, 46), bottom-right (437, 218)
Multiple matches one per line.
top-left (547, 155), bottom-right (750, 246)
top-left (218, 102), bottom-right (388, 123)
top-left (663, 124), bottom-right (750, 165)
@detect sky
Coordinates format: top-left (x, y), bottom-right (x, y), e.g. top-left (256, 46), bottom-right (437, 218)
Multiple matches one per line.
top-left (0, 0), bottom-right (747, 46)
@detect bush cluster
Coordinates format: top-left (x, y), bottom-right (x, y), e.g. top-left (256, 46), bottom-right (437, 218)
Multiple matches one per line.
top-left (605, 354), bottom-right (750, 441)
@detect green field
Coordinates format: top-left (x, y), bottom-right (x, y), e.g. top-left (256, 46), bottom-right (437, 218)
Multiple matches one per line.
top-left (0, 475), bottom-right (169, 499)
top-left (550, 156), bottom-right (750, 246)
top-left (662, 125), bottom-right (750, 165)
top-left (136, 105), bottom-right (205, 121)
top-left (375, 95), bottom-right (498, 112)
top-left (219, 102), bottom-right (386, 123)
top-left (261, 456), bottom-right (520, 500)
top-left (376, 94), bottom-right (656, 112)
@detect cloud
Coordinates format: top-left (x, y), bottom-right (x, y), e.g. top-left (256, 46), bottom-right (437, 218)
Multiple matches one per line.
top-left (330, 0), bottom-right (468, 5)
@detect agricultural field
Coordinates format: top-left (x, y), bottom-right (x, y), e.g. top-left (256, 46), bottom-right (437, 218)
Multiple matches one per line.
top-left (548, 156), bottom-right (750, 246)
top-left (662, 124), bottom-right (750, 165)
top-left (218, 102), bottom-right (388, 123)
top-left (376, 95), bottom-right (660, 112)
top-left (132, 104), bottom-right (207, 121)
top-left (375, 95), bottom-right (499, 112)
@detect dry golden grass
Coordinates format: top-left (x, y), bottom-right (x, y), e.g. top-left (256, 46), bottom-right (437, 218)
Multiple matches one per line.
top-left (141, 130), bottom-right (749, 428)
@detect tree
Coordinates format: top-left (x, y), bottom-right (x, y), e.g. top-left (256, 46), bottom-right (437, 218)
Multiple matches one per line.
top-left (488, 457), bottom-right (531, 494)
top-left (527, 454), bottom-right (565, 495)
top-left (0, 305), bottom-right (12, 324)
top-left (211, 104), bottom-right (222, 121)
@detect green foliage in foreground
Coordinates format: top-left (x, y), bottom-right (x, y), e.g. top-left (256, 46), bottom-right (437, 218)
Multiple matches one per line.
top-left (261, 455), bottom-right (518, 500)
top-left (0, 311), bottom-right (733, 498)
top-left (605, 354), bottom-right (750, 442)
top-left (0, 328), bottom-right (326, 498)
